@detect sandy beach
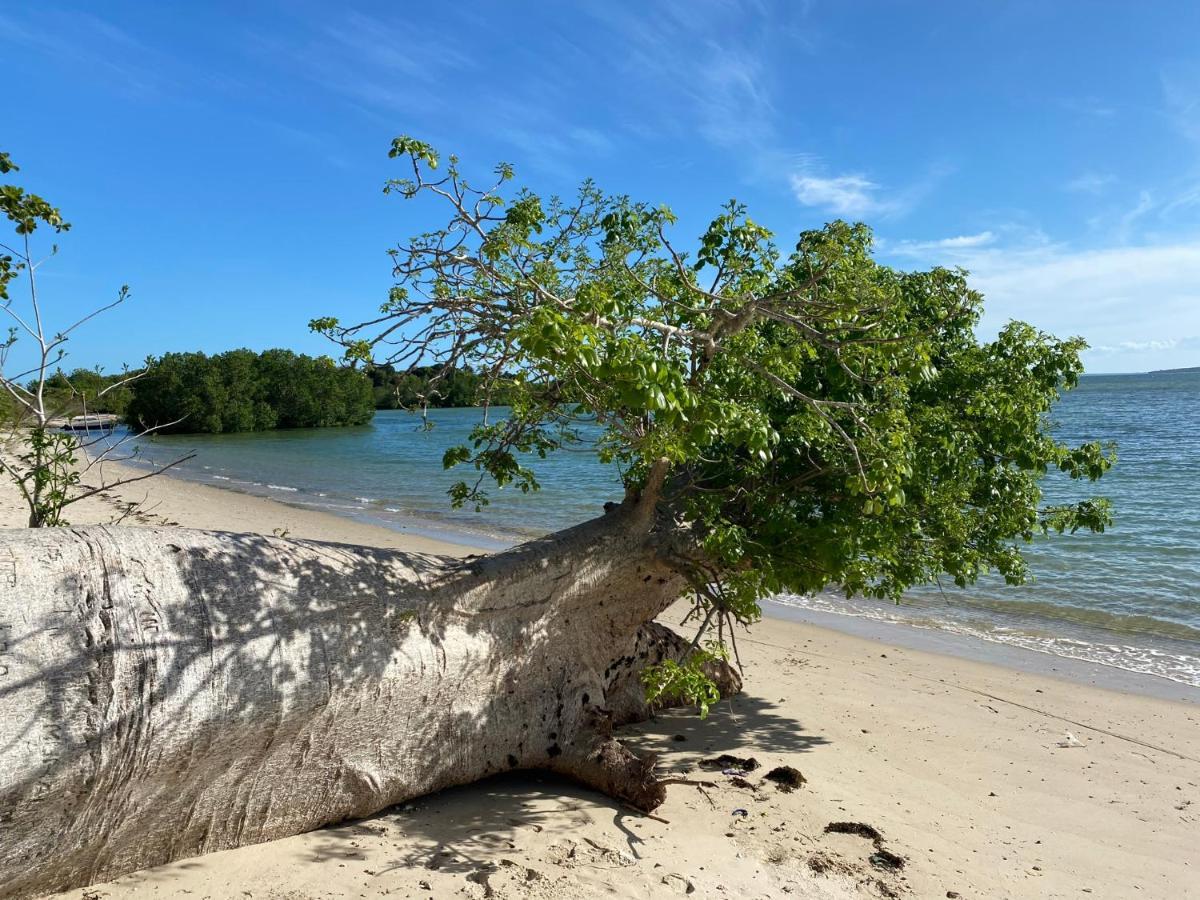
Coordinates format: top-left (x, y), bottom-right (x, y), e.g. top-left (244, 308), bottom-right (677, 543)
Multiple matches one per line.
top-left (4, 463), bottom-right (1198, 899)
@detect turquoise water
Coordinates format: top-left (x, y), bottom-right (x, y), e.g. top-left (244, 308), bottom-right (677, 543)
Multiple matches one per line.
top-left (115, 372), bottom-right (1200, 686)
top-left (119, 408), bottom-right (622, 550)
top-left (782, 371), bottom-right (1200, 686)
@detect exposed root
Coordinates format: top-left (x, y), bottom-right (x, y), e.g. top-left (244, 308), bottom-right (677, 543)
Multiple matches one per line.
top-left (550, 707), bottom-right (668, 811)
top-left (553, 735), bottom-right (667, 811)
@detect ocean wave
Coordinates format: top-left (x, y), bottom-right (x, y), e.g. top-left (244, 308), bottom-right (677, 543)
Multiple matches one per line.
top-left (773, 592), bottom-right (1200, 688)
top-left (906, 592), bottom-right (1200, 644)
top-left (267, 484), bottom-right (299, 492)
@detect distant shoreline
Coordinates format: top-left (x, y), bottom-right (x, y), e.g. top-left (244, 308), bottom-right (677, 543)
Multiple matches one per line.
top-left (1147, 365), bottom-right (1200, 374)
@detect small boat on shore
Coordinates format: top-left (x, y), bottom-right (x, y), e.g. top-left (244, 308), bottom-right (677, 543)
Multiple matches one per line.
top-left (50, 414), bottom-right (119, 433)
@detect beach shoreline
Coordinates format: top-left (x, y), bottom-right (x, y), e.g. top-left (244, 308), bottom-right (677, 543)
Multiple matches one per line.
top-left (765, 599), bottom-right (1200, 705)
top-left (4, 456), bottom-right (1198, 898)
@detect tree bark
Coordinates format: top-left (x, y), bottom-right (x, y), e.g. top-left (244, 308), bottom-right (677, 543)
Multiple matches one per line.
top-left (0, 502), bottom-right (733, 898)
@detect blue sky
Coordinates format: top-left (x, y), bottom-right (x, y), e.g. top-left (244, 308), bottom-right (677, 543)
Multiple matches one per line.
top-left (4, 0), bottom-right (1200, 374)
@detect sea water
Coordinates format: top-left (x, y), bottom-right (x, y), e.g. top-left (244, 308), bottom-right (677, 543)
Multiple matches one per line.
top-left (117, 371), bottom-right (1200, 687)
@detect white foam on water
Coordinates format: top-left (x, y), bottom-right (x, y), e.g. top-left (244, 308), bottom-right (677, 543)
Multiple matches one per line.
top-left (267, 484), bottom-right (298, 492)
top-left (773, 592), bottom-right (1200, 688)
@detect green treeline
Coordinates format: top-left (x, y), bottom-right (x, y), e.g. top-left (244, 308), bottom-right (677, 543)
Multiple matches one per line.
top-left (44, 369), bottom-right (134, 416)
top-left (15, 356), bottom-right (511, 434)
top-left (367, 363), bottom-right (518, 409)
top-left (0, 369), bottom-right (135, 424)
top-left (126, 349), bottom-right (375, 434)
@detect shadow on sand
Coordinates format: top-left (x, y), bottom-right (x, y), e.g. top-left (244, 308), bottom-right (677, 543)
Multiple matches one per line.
top-left (289, 692), bottom-right (829, 882)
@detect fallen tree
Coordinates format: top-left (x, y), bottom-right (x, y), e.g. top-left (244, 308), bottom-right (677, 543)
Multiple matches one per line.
top-left (0, 140), bottom-right (1114, 896)
top-left (0, 488), bottom-right (741, 897)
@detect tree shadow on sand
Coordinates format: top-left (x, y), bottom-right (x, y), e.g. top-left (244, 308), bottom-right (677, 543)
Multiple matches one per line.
top-left (288, 693), bottom-right (828, 883)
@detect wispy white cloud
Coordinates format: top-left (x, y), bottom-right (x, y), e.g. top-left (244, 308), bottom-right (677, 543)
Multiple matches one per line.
top-left (0, 9), bottom-right (168, 97)
top-left (1089, 338), bottom-right (1183, 354)
top-left (247, 10), bottom-right (618, 178)
top-left (789, 163), bottom-right (941, 220)
top-left (582, 1), bottom-right (943, 221)
top-left (1151, 65), bottom-right (1200, 227)
top-left (321, 12), bottom-right (479, 82)
top-left (567, 127), bottom-right (614, 155)
top-left (1116, 190), bottom-right (1155, 243)
top-left (936, 231), bottom-right (996, 248)
top-left (247, 13), bottom-right (477, 119)
top-left (883, 228), bottom-right (1200, 370)
top-left (1038, 66), bottom-right (1200, 261)
top-left (585, 0), bottom-right (787, 152)
top-left (789, 172), bottom-right (883, 216)
top-left (885, 231), bottom-right (996, 254)
top-left (1063, 172), bottom-right (1116, 194)
top-left (1161, 184), bottom-right (1200, 217)
top-left (490, 125), bottom-right (615, 180)
top-left (1161, 64), bottom-right (1200, 144)
top-left (700, 49), bottom-right (777, 148)
top-left (977, 244), bottom-right (1199, 367)
top-left (1059, 97), bottom-right (1117, 119)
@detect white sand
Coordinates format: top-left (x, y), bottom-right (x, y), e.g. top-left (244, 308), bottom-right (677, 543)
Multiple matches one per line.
top-left (4, 462), bottom-right (1197, 899)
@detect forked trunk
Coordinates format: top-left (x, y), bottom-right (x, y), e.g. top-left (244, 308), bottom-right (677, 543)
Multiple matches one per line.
top-left (0, 502), bottom-right (734, 898)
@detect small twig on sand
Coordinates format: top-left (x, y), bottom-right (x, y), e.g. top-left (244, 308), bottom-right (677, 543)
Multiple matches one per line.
top-left (660, 777), bottom-right (719, 808)
top-left (621, 803), bottom-right (670, 824)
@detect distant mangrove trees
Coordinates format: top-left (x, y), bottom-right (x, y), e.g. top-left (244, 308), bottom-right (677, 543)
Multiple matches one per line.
top-left (126, 349), bottom-right (374, 434)
top-left (365, 363), bottom-right (518, 409)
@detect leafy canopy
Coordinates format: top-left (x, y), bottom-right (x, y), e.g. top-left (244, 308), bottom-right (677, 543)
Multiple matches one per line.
top-left (315, 139), bottom-right (1114, 679)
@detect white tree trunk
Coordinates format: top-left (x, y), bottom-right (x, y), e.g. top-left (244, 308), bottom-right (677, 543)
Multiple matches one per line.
top-left (0, 502), bottom-right (733, 898)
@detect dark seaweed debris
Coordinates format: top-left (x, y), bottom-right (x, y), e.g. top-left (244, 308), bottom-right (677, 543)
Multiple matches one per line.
top-left (825, 821), bottom-right (908, 875)
top-left (870, 848), bottom-right (906, 871)
top-left (699, 754), bottom-right (759, 772)
top-left (764, 765), bottom-right (806, 792)
top-left (825, 821), bottom-right (883, 841)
